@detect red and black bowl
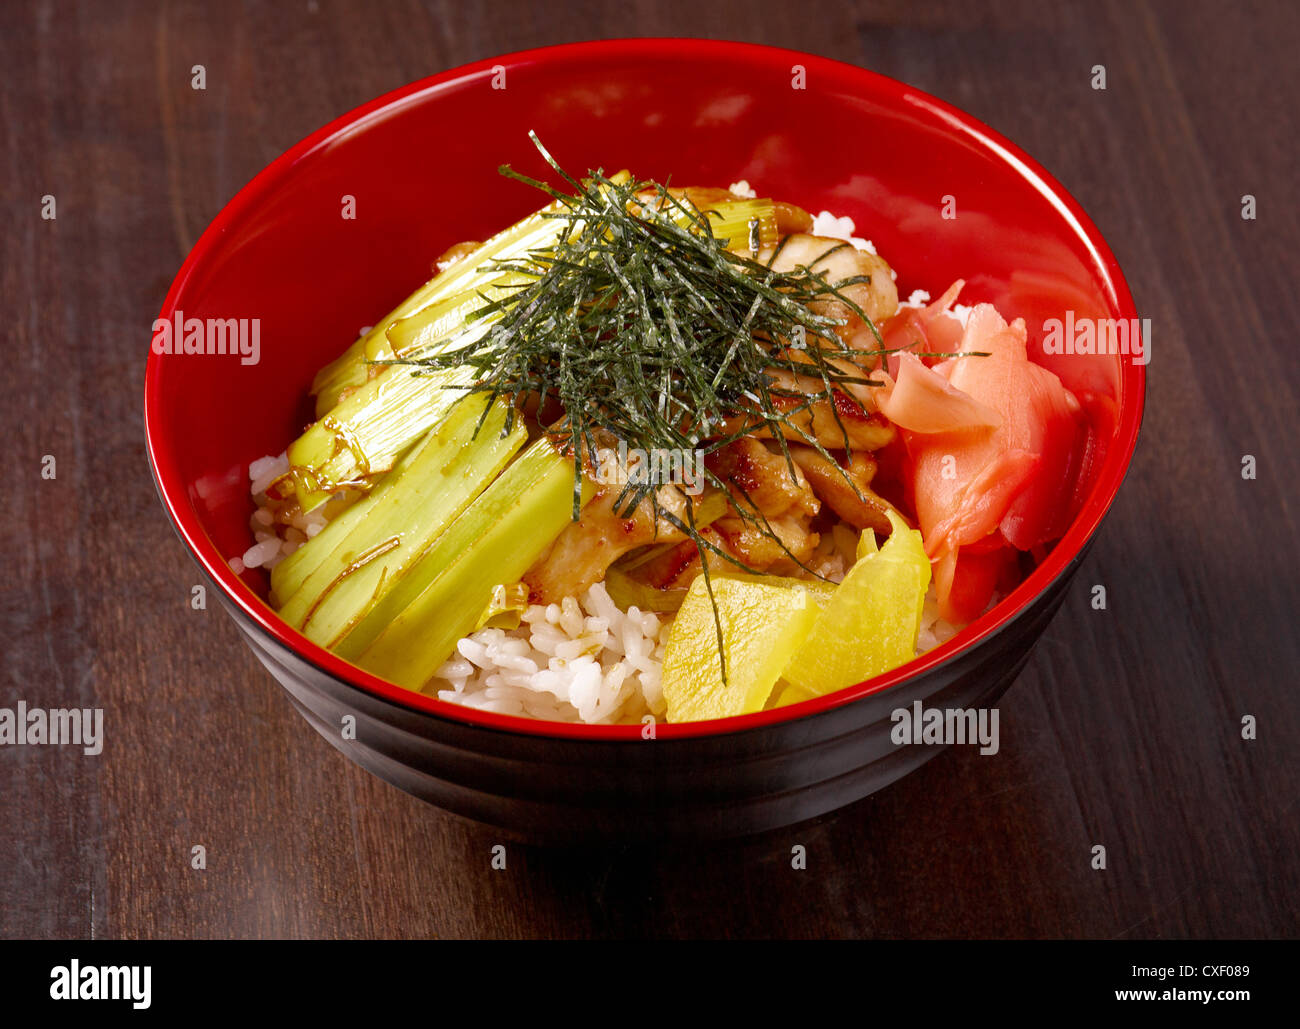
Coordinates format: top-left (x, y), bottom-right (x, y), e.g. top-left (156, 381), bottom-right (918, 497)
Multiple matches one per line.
top-left (144, 39), bottom-right (1145, 843)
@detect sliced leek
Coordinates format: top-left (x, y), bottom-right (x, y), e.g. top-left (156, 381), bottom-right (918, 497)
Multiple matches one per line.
top-left (288, 360), bottom-right (478, 512)
top-left (343, 437), bottom-right (591, 688)
top-left (278, 395), bottom-right (525, 648)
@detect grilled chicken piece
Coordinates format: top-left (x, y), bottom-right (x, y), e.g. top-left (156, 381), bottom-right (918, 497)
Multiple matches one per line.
top-left (759, 233), bottom-right (899, 338)
top-left (721, 368), bottom-right (896, 453)
top-left (523, 483), bottom-right (689, 604)
top-left (631, 438), bottom-right (822, 589)
top-left (713, 513), bottom-right (819, 572)
top-left (788, 445), bottom-right (900, 535)
top-left (773, 201), bottom-right (814, 235)
top-left (706, 436), bottom-right (818, 519)
top-left (633, 512), bottom-right (820, 590)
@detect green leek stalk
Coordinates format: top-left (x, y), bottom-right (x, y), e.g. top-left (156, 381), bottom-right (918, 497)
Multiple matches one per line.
top-left (270, 490), bottom-right (369, 607)
top-left (274, 395), bottom-right (503, 603)
top-left (276, 395), bottom-right (525, 648)
top-left (341, 436), bottom-right (591, 690)
top-left (289, 326), bottom-right (480, 512)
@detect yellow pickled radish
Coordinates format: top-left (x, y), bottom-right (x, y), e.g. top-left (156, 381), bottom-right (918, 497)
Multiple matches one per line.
top-left (662, 577), bottom-right (821, 723)
top-left (779, 510), bottom-right (930, 700)
top-left (766, 678), bottom-right (821, 709)
top-left (717, 573), bottom-right (837, 604)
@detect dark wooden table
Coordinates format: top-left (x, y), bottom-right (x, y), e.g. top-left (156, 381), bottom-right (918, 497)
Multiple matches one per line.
top-left (1, 0), bottom-right (1296, 940)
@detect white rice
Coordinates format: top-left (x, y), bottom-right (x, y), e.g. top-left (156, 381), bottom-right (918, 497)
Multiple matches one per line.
top-left (429, 583), bottom-right (669, 724)
top-left (234, 452), bottom-right (335, 573)
top-left (810, 210), bottom-right (877, 255)
top-left (897, 288), bottom-right (974, 330)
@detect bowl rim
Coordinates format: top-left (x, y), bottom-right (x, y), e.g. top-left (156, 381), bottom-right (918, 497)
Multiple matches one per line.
top-left (144, 36), bottom-right (1146, 742)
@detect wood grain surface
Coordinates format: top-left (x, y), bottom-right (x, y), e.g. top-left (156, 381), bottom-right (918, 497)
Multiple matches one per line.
top-left (1, 0), bottom-right (1296, 939)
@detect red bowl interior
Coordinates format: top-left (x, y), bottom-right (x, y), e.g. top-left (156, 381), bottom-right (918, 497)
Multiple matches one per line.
top-left (145, 38), bottom-right (1144, 741)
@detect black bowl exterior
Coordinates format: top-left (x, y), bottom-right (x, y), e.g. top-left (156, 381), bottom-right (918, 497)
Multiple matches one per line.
top-left (213, 544), bottom-right (1086, 844)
